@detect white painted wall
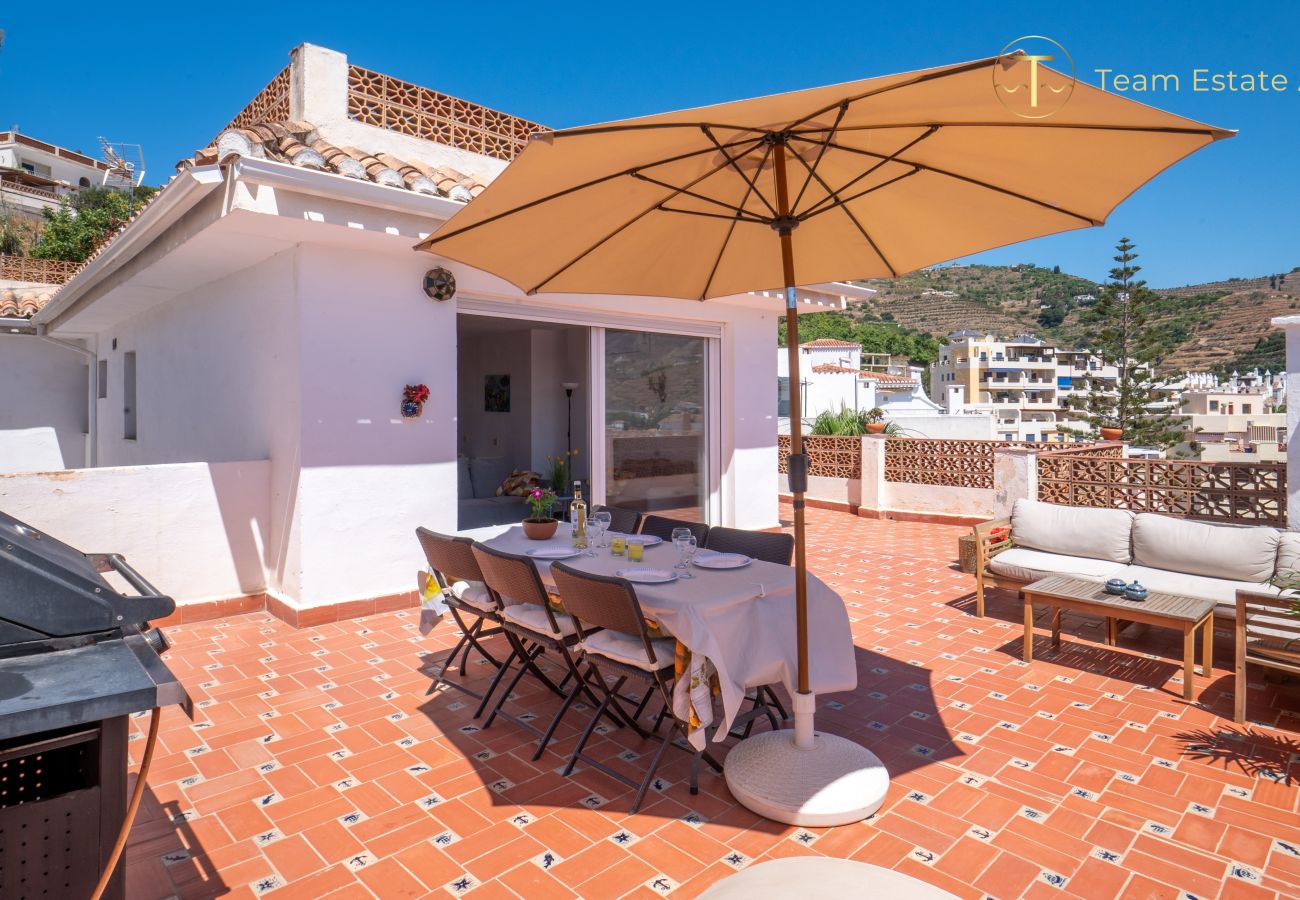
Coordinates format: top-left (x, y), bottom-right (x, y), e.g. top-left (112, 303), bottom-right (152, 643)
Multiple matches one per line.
top-left (457, 328), bottom-right (533, 469)
top-left (0, 335), bottom-right (87, 472)
top-left (890, 414), bottom-right (997, 440)
top-left (0, 461), bottom-right (270, 602)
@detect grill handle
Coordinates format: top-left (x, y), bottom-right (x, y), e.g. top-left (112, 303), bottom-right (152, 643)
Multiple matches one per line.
top-left (86, 553), bottom-right (176, 623)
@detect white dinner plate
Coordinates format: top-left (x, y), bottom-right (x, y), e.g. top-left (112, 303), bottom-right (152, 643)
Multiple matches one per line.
top-left (526, 547), bottom-right (583, 560)
top-left (693, 552), bottom-right (752, 570)
top-left (616, 567), bottom-right (678, 584)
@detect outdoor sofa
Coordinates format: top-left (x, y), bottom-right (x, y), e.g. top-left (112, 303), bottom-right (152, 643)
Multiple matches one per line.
top-left (971, 499), bottom-right (1296, 624)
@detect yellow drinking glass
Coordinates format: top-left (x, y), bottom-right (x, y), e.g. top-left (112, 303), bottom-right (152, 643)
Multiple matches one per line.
top-left (611, 535), bottom-right (627, 556)
top-left (628, 540), bottom-right (645, 562)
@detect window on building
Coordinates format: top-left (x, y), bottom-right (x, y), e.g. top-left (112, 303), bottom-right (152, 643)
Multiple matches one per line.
top-left (97, 359), bottom-right (108, 399)
top-left (1243, 403), bottom-right (1252, 414)
top-left (1209, 400), bottom-right (1219, 412)
top-left (123, 351), bottom-right (137, 440)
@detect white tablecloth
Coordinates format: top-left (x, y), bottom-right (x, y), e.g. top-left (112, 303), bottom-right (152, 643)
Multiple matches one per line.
top-left (477, 524), bottom-right (857, 748)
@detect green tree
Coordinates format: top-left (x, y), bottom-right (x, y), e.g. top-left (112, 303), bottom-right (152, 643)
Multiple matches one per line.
top-left (1061, 237), bottom-right (1187, 448)
top-left (30, 185), bottom-right (157, 262)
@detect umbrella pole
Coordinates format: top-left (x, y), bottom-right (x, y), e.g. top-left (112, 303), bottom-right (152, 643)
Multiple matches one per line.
top-left (772, 143), bottom-right (814, 750)
top-left (721, 137), bottom-right (889, 827)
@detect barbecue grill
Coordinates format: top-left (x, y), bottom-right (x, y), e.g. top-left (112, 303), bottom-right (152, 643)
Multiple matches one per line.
top-left (0, 509), bottom-right (190, 899)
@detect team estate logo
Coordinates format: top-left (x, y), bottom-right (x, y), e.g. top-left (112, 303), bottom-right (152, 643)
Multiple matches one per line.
top-left (993, 36), bottom-right (1076, 118)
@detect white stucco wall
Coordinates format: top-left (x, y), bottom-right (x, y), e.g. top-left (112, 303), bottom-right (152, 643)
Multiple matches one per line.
top-left (0, 335), bottom-right (88, 472)
top-left (458, 329), bottom-right (533, 470)
top-left (0, 461), bottom-right (270, 602)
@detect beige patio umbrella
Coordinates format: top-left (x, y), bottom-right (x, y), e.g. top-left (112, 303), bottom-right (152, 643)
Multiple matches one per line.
top-left (416, 52), bottom-right (1231, 825)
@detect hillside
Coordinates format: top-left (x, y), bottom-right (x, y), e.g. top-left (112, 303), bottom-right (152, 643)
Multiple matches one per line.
top-left (846, 263), bottom-right (1298, 374)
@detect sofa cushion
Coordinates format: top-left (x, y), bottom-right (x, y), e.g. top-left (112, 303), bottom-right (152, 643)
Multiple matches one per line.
top-left (470, 456), bottom-right (512, 499)
top-left (1108, 564), bottom-right (1283, 622)
top-left (1276, 531), bottom-right (1300, 578)
top-left (988, 548), bottom-right (1123, 583)
top-left (458, 496), bottom-right (525, 530)
top-left (1011, 500), bottom-right (1133, 564)
top-left (1131, 514), bottom-right (1279, 584)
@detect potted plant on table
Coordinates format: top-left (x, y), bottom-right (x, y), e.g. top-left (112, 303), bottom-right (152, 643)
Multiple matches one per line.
top-left (522, 487), bottom-right (560, 540)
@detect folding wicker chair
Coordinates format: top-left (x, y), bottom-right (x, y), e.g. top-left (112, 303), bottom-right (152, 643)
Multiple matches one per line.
top-left (639, 514), bottom-right (709, 545)
top-left (415, 528), bottom-right (506, 716)
top-left (703, 526), bottom-right (795, 565)
top-left (592, 504), bottom-right (643, 536)
top-left (471, 543), bottom-right (618, 760)
top-left (551, 562), bottom-right (722, 813)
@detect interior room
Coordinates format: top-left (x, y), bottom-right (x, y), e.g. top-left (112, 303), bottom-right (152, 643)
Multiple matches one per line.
top-left (456, 314), bottom-right (590, 529)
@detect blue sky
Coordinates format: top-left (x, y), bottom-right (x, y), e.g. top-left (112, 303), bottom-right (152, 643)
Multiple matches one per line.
top-left (2, 1), bottom-right (1296, 286)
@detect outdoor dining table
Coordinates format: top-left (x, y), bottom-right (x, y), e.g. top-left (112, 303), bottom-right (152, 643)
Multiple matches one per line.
top-left (476, 523), bottom-right (858, 749)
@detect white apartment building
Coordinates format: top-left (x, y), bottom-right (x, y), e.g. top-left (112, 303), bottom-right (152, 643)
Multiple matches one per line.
top-left (1172, 370), bottom-right (1287, 462)
top-left (933, 331), bottom-right (1067, 442)
top-left (0, 130), bottom-right (121, 219)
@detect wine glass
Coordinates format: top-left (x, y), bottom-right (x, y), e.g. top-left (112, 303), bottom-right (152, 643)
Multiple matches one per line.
top-left (585, 516), bottom-right (606, 557)
top-left (678, 535), bottom-right (698, 578)
top-left (672, 528), bottom-right (693, 570)
top-left (593, 511), bottom-right (613, 548)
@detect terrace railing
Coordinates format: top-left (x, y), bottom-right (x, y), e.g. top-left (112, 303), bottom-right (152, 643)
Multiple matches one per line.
top-left (1036, 454), bottom-right (1287, 526)
top-left (0, 255), bottom-right (78, 285)
top-left (882, 438), bottom-right (1120, 489)
top-left (777, 435), bottom-right (862, 479)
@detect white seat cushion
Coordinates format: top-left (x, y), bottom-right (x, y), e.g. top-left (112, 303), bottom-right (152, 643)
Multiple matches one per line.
top-left (1011, 500), bottom-right (1133, 564)
top-left (582, 629), bottom-right (676, 671)
top-left (500, 602), bottom-right (576, 638)
top-left (1108, 565), bottom-right (1282, 623)
top-left (988, 548), bottom-right (1123, 583)
top-left (1131, 514), bottom-right (1279, 583)
top-left (450, 580), bottom-right (494, 612)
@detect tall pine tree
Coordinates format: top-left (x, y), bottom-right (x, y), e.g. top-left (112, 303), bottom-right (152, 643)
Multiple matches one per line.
top-left (1061, 238), bottom-right (1187, 449)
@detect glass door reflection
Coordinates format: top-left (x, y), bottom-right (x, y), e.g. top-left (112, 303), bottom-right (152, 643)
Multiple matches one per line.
top-left (604, 329), bottom-right (707, 521)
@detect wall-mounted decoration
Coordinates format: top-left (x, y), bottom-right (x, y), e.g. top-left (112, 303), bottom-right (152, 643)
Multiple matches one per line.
top-left (484, 374), bottom-right (510, 413)
top-left (423, 267), bottom-right (456, 302)
top-left (402, 383), bottom-right (430, 418)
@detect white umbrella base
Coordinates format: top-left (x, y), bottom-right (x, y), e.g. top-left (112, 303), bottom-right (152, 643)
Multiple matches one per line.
top-left (724, 729), bottom-right (890, 827)
top-left (698, 858), bottom-right (960, 899)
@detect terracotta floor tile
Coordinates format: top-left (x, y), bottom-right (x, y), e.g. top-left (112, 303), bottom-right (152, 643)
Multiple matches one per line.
top-left (113, 507), bottom-right (1300, 900)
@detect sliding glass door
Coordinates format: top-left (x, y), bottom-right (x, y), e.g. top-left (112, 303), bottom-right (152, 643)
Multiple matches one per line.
top-left (603, 329), bottom-right (708, 520)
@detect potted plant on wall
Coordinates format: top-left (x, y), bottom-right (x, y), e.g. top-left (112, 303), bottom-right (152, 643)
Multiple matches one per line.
top-left (402, 384), bottom-right (430, 418)
top-left (522, 487), bottom-right (560, 540)
top-left (864, 407), bottom-right (886, 434)
top-left (1098, 417), bottom-right (1123, 442)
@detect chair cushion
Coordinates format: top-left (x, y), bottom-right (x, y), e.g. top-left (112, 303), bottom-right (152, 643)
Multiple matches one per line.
top-left (582, 629), bottom-right (676, 671)
top-left (1107, 565), bottom-right (1283, 622)
top-left (987, 548), bottom-right (1123, 583)
top-left (1131, 514), bottom-right (1279, 583)
top-left (1011, 500), bottom-right (1133, 564)
top-left (450, 580), bottom-right (493, 612)
top-left (500, 602), bottom-right (576, 637)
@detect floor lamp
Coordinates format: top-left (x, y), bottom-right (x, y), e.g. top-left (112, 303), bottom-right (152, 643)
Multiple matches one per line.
top-left (561, 382), bottom-right (578, 492)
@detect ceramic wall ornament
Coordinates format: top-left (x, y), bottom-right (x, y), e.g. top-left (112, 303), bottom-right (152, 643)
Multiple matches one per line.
top-left (402, 384), bottom-right (430, 418)
top-left (423, 267), bottom-right (456, 302)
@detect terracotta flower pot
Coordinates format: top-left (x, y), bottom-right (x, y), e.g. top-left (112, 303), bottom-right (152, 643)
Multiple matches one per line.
top-left (865, 422), bottom-right (886, 434)
top-left (1099, 427), bottom-right (1123, 441)
top-left (522, 518), bottom-right (559, 540)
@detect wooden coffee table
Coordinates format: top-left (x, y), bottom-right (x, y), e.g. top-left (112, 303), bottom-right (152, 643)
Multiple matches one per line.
top-left (1020, 575), bottom-right (1215, 701)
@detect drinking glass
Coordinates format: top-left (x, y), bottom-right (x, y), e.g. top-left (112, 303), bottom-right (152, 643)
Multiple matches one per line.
top-left (584, 519), bottom-right (602, 556)
top-left (593, 512), bottom-right (613, 548)
top-left (628, 539), bottom-right (645, 563)
top-left (610, 535), bottom-right (627, 556)
top-left (679, 535), bottom-right (697, 578)
top-left (672, 529), bottom-right (693, 569)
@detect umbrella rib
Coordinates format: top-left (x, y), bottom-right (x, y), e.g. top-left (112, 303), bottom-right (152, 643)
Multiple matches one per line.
top-left (799, 167), bottom-right (922, 222)
top-left (656, 205), bottom-right (769, 225)
top-left (811, 121), bottom-right (1228, 138)
top-left (794, 126), bottom-right (938, 220)
top-left (785, 146), bottom-right (898, 278)
top-left (700, 139), bottom-right (776, 300)
top-left (701, 125), bottom-right (779, 218)
top-left (631, 171), bottom-right (762, 218)
top-left (790, 134), bottom-right (1102, 226)
top-left (789, 101), bottom-right (848, 215)
top-left (524, 137), bottom-right (769, 294)
top-left (419, 135), bottom-right (762, 249)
